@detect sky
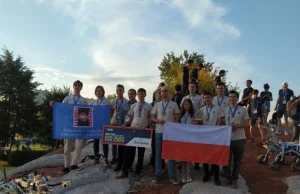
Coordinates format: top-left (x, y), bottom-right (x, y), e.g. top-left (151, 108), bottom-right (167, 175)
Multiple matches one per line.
top-left (0, 0), bottom-right (299, 110)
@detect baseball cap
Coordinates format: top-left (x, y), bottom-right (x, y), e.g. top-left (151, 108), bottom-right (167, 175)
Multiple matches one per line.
top-left (282, 82), bottom-right (288, 86)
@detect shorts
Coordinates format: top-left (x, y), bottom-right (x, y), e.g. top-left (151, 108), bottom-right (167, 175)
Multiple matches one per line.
top-left (264, 101), bottom-right (270, 112)
top-left (250, 116), bottom-right (263, 127)
top-left (277, 106), bottom-right (287, 119)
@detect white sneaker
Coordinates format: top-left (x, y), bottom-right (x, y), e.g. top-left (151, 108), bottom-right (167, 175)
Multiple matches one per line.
top-left (284, 131), bottom-right (289, 136)
top-left (186, 175), bottom-right (192, 183)
top-left (182, 175), bottom-right (187, 183)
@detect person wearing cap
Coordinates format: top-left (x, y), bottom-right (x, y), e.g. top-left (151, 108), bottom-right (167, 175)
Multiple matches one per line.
top-left (274, 82), bottom-right (294, 135)
top-left (260, 84), bottom-right (273, 126)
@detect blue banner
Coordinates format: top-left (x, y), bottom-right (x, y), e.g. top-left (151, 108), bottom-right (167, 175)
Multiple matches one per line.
top-left (53, 103), bottom-right (110, 139)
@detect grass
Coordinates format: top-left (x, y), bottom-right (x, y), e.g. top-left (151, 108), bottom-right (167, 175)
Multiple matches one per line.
top-left (11, 143), bottom-right (49, 151)
top-left (0, 160), bottom-right (15, 171)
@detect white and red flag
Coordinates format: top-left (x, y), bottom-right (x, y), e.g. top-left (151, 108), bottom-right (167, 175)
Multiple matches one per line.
top-left (162, 122), bottom-right (231, 165)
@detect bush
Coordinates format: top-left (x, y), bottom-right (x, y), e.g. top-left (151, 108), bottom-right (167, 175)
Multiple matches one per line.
top-left (7, 150), bottom-right (48, 166)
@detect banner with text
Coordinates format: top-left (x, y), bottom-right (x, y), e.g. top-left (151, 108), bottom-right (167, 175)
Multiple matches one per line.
top-left (101, 125), bottom-right (153, 148)
top-left (53, 103), bottom-right (110, 139)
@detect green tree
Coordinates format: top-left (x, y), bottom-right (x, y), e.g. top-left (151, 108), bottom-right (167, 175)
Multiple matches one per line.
top-left (38, 85), bottom-right (71, 149)
top-left (158, 50), bottom-right (239, 94)
top-left (0, 47), bottom-right (40, 152)
top-left (107, 94), bottom-right (116, 100)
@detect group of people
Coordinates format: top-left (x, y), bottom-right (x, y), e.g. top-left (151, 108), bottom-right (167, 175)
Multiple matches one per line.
top-left (49, 60), bottom-right (299, 190)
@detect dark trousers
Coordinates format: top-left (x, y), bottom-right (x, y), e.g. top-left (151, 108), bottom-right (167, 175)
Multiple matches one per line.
top-left (223, 139), bottom-right (245, 180)
top-left (292, 121), bottom-right (300, 142)
top-left (116, 145), bottom-right (125, 168)
top-left (102, 144), bottom-right (117, 159)
top-left (203, 164), bottom-right (219, 178)
top-left (122, 146), bottom-right (146, 174)
top-left (93, 139), bottom-right (100, 158)
top-left (181, 85), bottom-right (189, 96)
top-left (149, 131), bottom-right (165, 168)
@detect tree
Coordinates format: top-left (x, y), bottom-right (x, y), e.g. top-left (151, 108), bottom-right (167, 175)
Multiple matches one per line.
top-left (107, 94), bottom-right (116, 100)
top-left (38, 85), bottom-right (71, 149)
top-left (0, 47), bottom-right (41, 152)
top-left (158, 50), bottom-right (239, 94)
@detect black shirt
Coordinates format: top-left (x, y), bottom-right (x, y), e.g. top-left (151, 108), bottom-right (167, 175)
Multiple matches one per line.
top-left (171, 92), bottom-right (183, 107)
top-left (260, 91), bottom-right (272, 102)
top-left (242, 87), bottom-right (254, 100)
top-left (278, 88), bottom-right (294, 107)
top-left (214, 76), bottom-right (221, 84)
top-left (190, 68), bottom-right (199, 82)
top-left (182, 66), bottom-right (189, 85)
top-left (248, 97), bottom-right (263, 117)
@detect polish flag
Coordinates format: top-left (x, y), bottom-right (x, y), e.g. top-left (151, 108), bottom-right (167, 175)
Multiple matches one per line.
top-left (162, 122), bottom-right (231, 165)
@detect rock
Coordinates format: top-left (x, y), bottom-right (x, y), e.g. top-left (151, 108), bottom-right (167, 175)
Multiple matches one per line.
top-left (284, 176), bottom-right (300, 194)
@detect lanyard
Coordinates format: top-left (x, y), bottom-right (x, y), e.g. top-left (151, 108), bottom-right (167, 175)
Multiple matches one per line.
top-left (183, 113), bottom-right (189, 124)
top-left (116, 99), bottom-right (123, 110)
top-left (97, 98), bottom-right (104, 105)
top-left (217, 96), bottom-right (224, 107)
top-left (73, 96), bottom-right (81, 105)
top-left (138, 103), bottom-right (145, 116)
top-left (206, 105), bottom-right (213, 120)
top-left (189, 94), bottom-right (196, 101)
top-left (162, 100), bottom-right (170, 114)
top-left (228, 106), bottom-right (238, 123)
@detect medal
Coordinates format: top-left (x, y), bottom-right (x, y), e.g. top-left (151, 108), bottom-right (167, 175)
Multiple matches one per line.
top-left (161, 100), bottom-right (170, 117)
top-left (183, 113), bottom-right (189, 124)
top-left (206, 105), bottom-right (213, 123)
top-left (138, 102), bottom-right (145, 118)
top-left (228, 106), bottom-right (238, 125)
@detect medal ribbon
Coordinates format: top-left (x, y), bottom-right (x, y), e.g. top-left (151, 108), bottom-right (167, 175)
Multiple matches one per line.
top-left (73, 96), bottom-right (81, 105)
top-left (97, 98), bottom-right (104, 105)
top-left (183, 113), bottom-right (189, 124)
top-left (206, 105), bottom-right (213, 121)
top-left (228, 106), bottom-right (238, 123)
top-left (162, 100), bottom-right (170, 115)
top-left (217, 96), bottom-right (224, 107)
top-left (138, 103), bottom-right (145, 117)
top-left (189, 94), bottom-right (196, 101)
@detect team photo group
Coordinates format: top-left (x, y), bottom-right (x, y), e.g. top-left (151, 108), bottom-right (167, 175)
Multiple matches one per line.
top-left (50, 59), bottom-right (299, 190)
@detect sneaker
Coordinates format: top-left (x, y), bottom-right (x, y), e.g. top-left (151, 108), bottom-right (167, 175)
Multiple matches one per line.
top-left (284, 131), bottom-right (289, 136)
top-left (186, 175), bottom-right (192, 183)
top-left (202, 174), bottom-right (210, 183)
top-left (70, 165), bottom-right (80, 170)
top-left (94, 158), bottom-right (100, 165)
top-left (59, 167), bottom-right (70, 175)
top-left (115, 172), bottom-right (128, 179)
top-left (181, 175), bottom-right (187, 183)
top-left (111, 157), bottom-right (117, 164)
top-left (152, 176), bottom-right (162, 184)
top-left (169, 176), bottom-right (179, 185)
top-left (214, 177), bottom-right (221, 186)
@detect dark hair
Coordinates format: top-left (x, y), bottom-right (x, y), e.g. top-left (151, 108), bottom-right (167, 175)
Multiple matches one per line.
top-left (219, 70), bottom-right (226, 75)
top-left (203, 91), bottom-right (212, 97)
top-left (155, 88), bottom-right (161, 94)
top-left (137, 88), bottom-right (146, 94)
top-left (217, 82), bottom-right (226, 87)
top-left (128, 88), bottom-right (136, 94)
top-left (116, 84), bottom-right (125, 90)
top-left (229, 90), bottom-right (239, 98)
top-left (179, 99), bottom-right (195, 122)
top-left (198, 63), bottom-right (204, 68)
top-left (186, 59), bottom-right (194, 64)
top-left (253, 89), bottom-right (259, 94)
top-left (94, 85), bottom-right (105, 97)
top-left (159, 82), bottom-right (165, 87)
top-left (264, 83), bottom-right (270, 89)
top-left (73, 80), bottom-right (83, 87)
top-left (246, 80), bottom-right (252, 85)
top-left (175, 84), bottom-right (181, 92)
top-left (189, 82), bottom-right (197, 86)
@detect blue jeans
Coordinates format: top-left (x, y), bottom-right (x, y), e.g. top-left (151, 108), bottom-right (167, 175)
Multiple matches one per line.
top-left (155, 133), bottom-right (175, 177)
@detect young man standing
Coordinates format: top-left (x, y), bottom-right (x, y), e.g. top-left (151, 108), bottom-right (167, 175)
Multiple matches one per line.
top-left (116, 88), bottom-right (152, 180)
top-left (182, 60), bottom-right (193, 96)
top-left (171, 84), bottom-right (183, 107)
top-left (247, 89), bottom-right (265, 143)
top-left (260, 84), bottom-right (273, 126)
top-left (239, 80), bottom-right (254, 107)
top-left (223, 90), bottom-right (249, 189)
top-left (214, 70), bottom-right (226, 86)
top-left (110, 85), bottom-right (130, 171)
top-left (275, 82), bottom-right (294, 135)
top-left (199, 92), bottom-right (224, 186)
top-left (49, 80), bottom-right (88, 175)
top-left (190, 63), bottom-right (204, 94)
top-left (151, 86), bottom-right (180, 184)
top-left (213, 82), bottom-right (230, 108)
top-left (152, 82), bottom-right (165, 103)
top-left (180, 82), bottom-right (205, 170)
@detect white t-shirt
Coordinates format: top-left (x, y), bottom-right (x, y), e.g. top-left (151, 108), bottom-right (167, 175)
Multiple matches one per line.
top-left (180, 94), bottom-right (205, 111)
top-left (62, 95), bottom-right (88, 105)
top-left (110, 98), bottom-right (130, 125)
top-left (151, 100), bottom-right (180, 133)
top-left (199, 105), bottom-right (224, 125)
top-left (224, 105), bottom-right (250, 141)
top-left (90, 97), bottom-right (111, 106)
top-left (130, 102), bottom-right (152, 127)
top-left (180, 112), bottom-right (195, 124)
top-left (213, 95), bottom-right (229, 108)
